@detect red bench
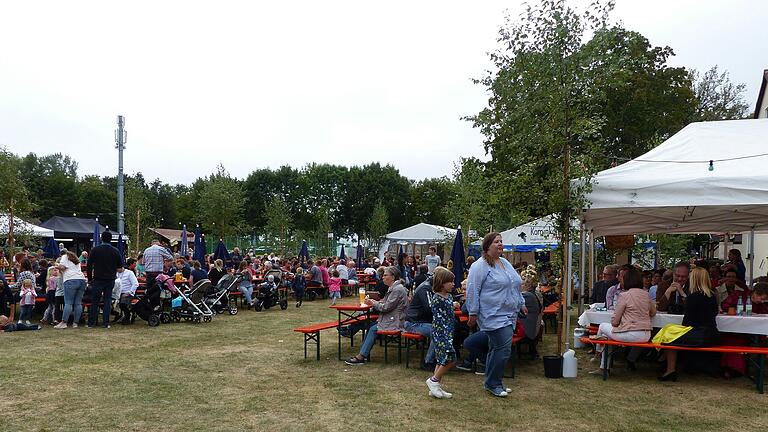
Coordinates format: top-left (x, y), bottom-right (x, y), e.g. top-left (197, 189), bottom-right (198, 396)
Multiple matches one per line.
top-left (403, 332), bottom-right (429, 369)
top-left (376, 329), bottom-right (402, 364)
top-left (581, 337), bottom-right (768, 393)
top-left (294, 321), bottom-right (339, 360)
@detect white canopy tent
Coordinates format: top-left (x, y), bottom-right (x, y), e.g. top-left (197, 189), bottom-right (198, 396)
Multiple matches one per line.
top-left (385, 223), bottom-right (457, 243)
top-left (562, 119), bottom-right (768, 352)
top-left (581, 119), bottom-right (768, 236)
top-left (0, 214), bottom-right (54, 237)
top-left (471, 216), bottom-right (558, 252)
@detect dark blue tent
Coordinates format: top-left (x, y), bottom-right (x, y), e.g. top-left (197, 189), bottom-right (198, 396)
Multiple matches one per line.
top-left (193, 226), bottom-right (206, 264)
top-left (181, 224), bottom-right (189, 257)
top-left (356, 243), bottom-right (364, 269)
top-left (117, 233), bottom-right (126, 265)
top-left (92, 219), bottom-right (102, 247)
top-left (42, 237), bottom-right (60, 259)
top-left (213, 239), bottom-right (231, 266)
top-left (339, 245), bottom-right (347, 261)
top-left (299, 240), bottom-right (310, 262)
top-left (450, 227), bottom-right (465, 289)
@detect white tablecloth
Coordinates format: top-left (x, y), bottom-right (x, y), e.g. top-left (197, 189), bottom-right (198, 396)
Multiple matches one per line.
top-left (578, 310), bottom-right (768, 336)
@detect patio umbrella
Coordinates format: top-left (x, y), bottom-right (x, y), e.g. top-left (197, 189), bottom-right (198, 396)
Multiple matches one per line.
top-left (356, 243), bottom-right (364, 269)
top-left (213, 239), bottom-right (231, 266)
top-left (92, 219), bottom-right (101, 247)
top-left (339, 245), bottom-right (347, 261)
top-left (117, 233), bottom-right (126, 265)
top-left (450, 227), bottom-right (465, 289)
top-left (200, 234), bottom-right (207, 262)
top-left (193, 226), bottom-right (205, 263)
top-left (299, 240), bottom-right (310, 262)
top-left (42, 237), bottom-right (60, 259)
top-left (181, 224), bottom-right (189, 257)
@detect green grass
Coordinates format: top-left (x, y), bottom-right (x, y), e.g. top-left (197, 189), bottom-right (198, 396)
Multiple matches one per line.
top-left (1, 298), bottom-right (764, 432)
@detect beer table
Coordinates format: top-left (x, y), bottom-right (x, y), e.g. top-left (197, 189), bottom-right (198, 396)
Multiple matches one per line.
top-left (329, 303), bottom-right (372, 360)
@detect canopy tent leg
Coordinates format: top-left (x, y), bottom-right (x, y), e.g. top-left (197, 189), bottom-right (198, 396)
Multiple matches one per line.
top-left (578, 224), bottom-right (586, 315)
top-left (563, 238), bottom-right (574, 353)
top-left (589, 230), bottom-right (595, 307)
top-left (749, 228), bottom-right (755, 286)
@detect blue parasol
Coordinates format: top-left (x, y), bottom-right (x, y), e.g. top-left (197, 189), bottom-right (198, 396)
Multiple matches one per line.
top-left (92, 219), bottom-right (102, 247)
top-left (299, 240), bottom-right (310, 262)
top-left (181, 224), bottom-right (189, 257)
top-left (339, 245), bottom-right (347, 261)
top-left (356, 242), bottom-right (364, 269)
top-left (43, 237), bottom-right (60, 259)
top-left (117, 233), bottom-right (126, 265)
top-left (450, 226), bottom-right (465, 289)
top-left (193, 226), bottom-right (206, 264)
top-left (213, 239), bottom-right (231, 266)
top-left (200, 234), bottom-right (207, 261)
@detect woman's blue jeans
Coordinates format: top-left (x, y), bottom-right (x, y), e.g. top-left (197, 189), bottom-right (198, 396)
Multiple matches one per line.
top-left (240, 285), bottom-right (253, 304)
top-left (359, 323), bottom-right (379, 358)
top-left (62, 279), bottom-right (86, 324)
top-left (484, 324), bottom-right (514, 391)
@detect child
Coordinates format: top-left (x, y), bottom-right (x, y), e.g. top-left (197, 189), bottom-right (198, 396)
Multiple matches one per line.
top-left (41, 267), bottom-right (59, 325)
top-left (425, 266), bottom-right (457, 399)
top-left (292, 267), bottom-right (306, 308)
top-left (328, 269), bottom-right (342, 306)
top-left (18, 279), bottom-right (36, 325)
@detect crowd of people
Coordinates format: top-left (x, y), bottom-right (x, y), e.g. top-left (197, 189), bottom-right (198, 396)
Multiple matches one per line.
top-left (588, 249), bottom-right (768, 380)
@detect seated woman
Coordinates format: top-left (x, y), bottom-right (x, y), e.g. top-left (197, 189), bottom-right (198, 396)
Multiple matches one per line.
top-left (237, 262), bottom-right (255, 308)
top-left (344, 266), bottom-right (408, 365)
top-left (591, 268), bottom-right (656, 373)
top-left (188, 260), bottom-right (209, 286)
top-left (655, 267), bottom-right (720, 381)
top-left (519, 271), bottom-right (543, 359)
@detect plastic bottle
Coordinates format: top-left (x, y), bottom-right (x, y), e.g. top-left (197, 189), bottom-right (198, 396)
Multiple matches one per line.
top-left (745, 296), bottom-right (752, 316)
top-left (562, 349), bottom-right (578, 378)
top-left (737, 296), bottom-right (743, 316)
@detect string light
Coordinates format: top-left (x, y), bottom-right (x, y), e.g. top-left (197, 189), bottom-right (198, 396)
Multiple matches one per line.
top-left (708, 160), bottom-right (714, 171)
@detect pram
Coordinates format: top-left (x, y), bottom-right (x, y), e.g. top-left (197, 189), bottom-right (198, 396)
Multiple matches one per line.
top-left (126, 273), bottom-right (167, 327)
top-left (204, 274), bottom-right (240, 315)
top-left (169, 278), bottom-right (215, 324)
top-left (254, 276), bottom-right (288, 311)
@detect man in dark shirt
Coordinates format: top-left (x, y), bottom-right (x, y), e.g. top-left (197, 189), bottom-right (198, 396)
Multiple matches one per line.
top-left (87, 231), bottom-right (123, 328)
top-left (590, 265), bottom-right (618, 304)
top-left (403, 277), bottom-right (435, 367)
top-left (413, 265), bottom-right (428, 289)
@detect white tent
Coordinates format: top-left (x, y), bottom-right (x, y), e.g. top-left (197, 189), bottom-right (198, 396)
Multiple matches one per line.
top-left (0, 214), bottom-right (54, 237)
top-left (581, 119), bottom-right (768, 236)
top-left (471, 216), bottom-right (558, 251)
top-left (385, 223), bottom-right (457, 243)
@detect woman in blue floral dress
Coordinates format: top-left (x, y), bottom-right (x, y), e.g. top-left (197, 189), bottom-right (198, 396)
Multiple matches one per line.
top-left (425, 266), bottom-right (457, 399)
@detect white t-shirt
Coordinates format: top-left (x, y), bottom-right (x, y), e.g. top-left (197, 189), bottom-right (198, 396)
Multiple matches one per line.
top-left (60, 255), bottom-right (86, 282)
top-left (336, 264), bottom-right (349, 280)
top-left (426, 254), bottom-right (441, 274)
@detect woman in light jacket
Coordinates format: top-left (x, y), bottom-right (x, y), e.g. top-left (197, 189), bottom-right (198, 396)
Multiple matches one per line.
top-left (592, 268), bottom-right (656, 373)
top-left (466, 232), bottom-right (526, 398)
top-left (344, 266), bottom-right (408, 365)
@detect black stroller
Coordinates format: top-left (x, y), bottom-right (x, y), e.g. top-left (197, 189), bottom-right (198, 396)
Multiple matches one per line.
top-left (125, 273), bottom-right (168, 327)
top-left (205, 274), bottom-right (240, 315)
top-left (254, 276), bottom-right (288, 311)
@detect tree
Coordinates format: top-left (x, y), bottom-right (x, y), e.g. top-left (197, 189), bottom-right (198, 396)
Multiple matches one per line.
top-left (197, 164), bottom-right (245, 239)
top-left (313, 205), bottom-right (333, 257)
top-left (264, 195), bottom-right (293, 255)
top-left (0, 148), bottom-right (32, 248)
top-left (691, 66), bottom-right (750, 122)
top-left (468, 0), bottom-right (615, 352)
top-left (124, 176), bottom-right (156, 253)
top-left (442, 158), bottom-right (496, 244)
top-left (367, 200), bottom-right (389, 253)
top-left (408, 177), bottom-right (454, 227)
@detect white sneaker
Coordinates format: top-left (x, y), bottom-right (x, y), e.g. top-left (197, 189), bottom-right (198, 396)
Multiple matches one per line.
top-left (25, 320), bottom-right (31, 325)
top-left (426, 378), bottom-right (443, 399)
top-left (438, 384), bottom-right (453, 399)
top-left (72, 323), bottom-right (78, 328)
top-left (54, 322), bottom-right (67, 329)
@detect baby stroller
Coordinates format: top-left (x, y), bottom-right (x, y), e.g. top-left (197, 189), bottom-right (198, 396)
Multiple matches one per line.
top-left (254, 275), bottom-right (288, 311)
top-left (205, 274), bottom-right (240, 315)
top-left (127, 273), bottom-right (168, 327)
top-left (169, 278), bottom-right (215, 324)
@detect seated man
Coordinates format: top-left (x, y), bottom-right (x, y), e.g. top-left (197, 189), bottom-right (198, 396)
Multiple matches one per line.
top-left (402, 275), bottom-right (435, 367)
top-left (714, 269), bottom-right (747, 306)
top-left (657, 261), bottom-right (690, 313)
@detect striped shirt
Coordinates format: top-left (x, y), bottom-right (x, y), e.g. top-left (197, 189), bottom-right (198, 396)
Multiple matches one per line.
top-left (142, 245), bottom-right (173, 273)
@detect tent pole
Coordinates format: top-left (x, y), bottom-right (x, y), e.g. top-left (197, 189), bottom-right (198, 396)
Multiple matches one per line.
top-left (563, 238), bottom-right (573, 353)
top-left (589, 230), bottom-right (595, 306)
top-left (578, 224), bottom-right (586, 316)
top-left (749, 228), bottom-right (755, 286)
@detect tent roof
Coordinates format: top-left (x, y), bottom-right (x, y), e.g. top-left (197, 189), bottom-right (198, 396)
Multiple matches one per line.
top-left (385, 223), bottom-right (456, 243)
top-left (470, 216), bottom-right (558, 251)
top-left (149, 228), bottom-right (195, 245)
top-left (40, 216), bottom-right (106, 236)
top-left (0, 214), bottom-right (54, 237)
top-left (581, 119), bottom-right (768, 236)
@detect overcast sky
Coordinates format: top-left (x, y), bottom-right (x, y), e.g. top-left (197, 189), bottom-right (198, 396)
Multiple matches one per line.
top-left (1, 0), bottom-right (765, 185)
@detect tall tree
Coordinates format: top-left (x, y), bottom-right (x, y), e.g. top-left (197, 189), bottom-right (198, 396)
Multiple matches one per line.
top-left (691, 65), bottom-right (750, 122)
top-left (367, 200), bottom-right (389, 253)
top-left (408, 177), bottom-right (454, 227)
top-left (443, 158), bottom-right (496, 243)
top-left (197, 164), bottom-right (245, 240)
top-left (0, 148), bottom-right (32, 247)
top-left (264, 195), bottom-right (293, 255)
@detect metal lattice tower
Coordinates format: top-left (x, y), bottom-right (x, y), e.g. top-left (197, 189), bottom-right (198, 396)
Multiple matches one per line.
top-left (115, 115), bottom-right (127, 234)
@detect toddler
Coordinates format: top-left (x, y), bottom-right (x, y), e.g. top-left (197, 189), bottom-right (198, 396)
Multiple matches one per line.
top-left (42, 267), bottom-right (59, 325)
top-left (328, 270), bottom-right (341, 306)
top-left (292, 268), bottom-right (306, 308)
top-left (18, 279), bottom-right (37, 325)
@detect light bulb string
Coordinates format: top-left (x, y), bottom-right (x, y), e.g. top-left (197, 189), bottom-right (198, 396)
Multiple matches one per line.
top-left (601, 152), bottom-right (768, 165)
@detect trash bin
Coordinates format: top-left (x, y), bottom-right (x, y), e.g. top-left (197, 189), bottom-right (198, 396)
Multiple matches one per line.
top-left (543, 355), bottom-right (563, 378)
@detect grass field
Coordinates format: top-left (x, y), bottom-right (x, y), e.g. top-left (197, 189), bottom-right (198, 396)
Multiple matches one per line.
top-left (1, 297), bottom-right (764, 432)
